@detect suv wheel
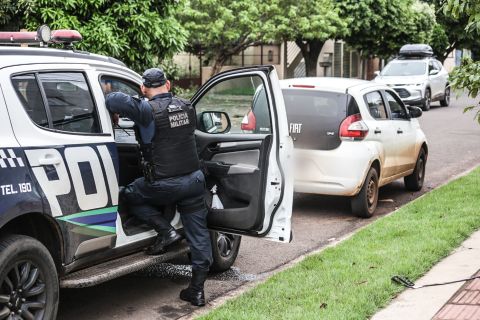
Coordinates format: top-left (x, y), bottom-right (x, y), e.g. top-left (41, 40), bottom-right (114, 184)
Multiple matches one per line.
top-left (422, 89), bottom-right (431, 111)
top-left (0, 235), bottom-right (58, 320)
top-left (209, 231), bottom-right (241, 272)
top-left (351, 167), bottom-right (379, 218)
top-left (440, 86), bottom-right (450, 107)
top-left (404, 148), bottom-right (427, 191)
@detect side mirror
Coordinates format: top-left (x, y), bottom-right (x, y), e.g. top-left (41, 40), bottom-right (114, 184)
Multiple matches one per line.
top-left (407, 106), bottom-right (423, 118)
top-left (198, 111), bottom-right (231, 134)
top-left (373, 71), bottom-right (380, 76)
top-left (429, 69), bottom-right (439, 76)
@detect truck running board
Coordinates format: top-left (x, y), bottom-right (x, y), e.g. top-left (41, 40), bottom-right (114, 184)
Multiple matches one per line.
top-left (60, 243), bottom-right (189, 288)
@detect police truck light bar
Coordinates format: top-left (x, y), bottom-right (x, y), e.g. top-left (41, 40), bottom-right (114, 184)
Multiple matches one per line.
top-left (0, 25), bottom-right (82, 46)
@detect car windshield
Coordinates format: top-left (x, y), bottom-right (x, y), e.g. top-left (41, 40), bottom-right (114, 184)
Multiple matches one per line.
top-left (381, 61), bottom-right (426, 76)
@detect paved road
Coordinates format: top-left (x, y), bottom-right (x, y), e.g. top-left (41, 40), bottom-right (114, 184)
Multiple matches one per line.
top-left (58, 93), bottom-right (480, 320)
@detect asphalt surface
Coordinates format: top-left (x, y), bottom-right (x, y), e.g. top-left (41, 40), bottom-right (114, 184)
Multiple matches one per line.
top-left (58, 93), bottom-right (480, 320)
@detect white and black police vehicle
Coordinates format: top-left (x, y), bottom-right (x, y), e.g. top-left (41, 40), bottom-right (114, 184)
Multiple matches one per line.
top-left (0, 26), bottom-right (293, 319)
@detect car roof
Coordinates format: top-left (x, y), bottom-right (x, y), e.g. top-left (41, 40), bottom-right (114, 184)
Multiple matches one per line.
top-left (280, 77), bottom-right (377, 93)
top-left (0, 46), bottom-right (129, 71)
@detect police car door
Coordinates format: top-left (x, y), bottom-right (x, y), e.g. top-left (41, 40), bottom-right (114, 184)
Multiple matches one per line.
top-left (192, 66), bottom-right (293, 242)
top-left (2, 64), bottom-right (119, 264)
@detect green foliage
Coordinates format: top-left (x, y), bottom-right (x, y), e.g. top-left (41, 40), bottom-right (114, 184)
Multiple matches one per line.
top-left (450, 58), bottom-right (480, 123)
top-left (424, 0), bottom-right (478, 62)
top-left (445, 0), bottom-right (480, 123)
top-left (273, 0), bottom-right (347, 76)
top-left (0, 0), bottom-right (21, 29)
top-left (336, 0), bottom-right (435, 58)
top-left (16, 0), bottom-right (187, 72)
top-left (179, 0), bottom-right (278, 76)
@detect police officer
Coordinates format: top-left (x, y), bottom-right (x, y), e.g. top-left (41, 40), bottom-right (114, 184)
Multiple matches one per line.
top-left (106, 68), bottom-right (212, 306)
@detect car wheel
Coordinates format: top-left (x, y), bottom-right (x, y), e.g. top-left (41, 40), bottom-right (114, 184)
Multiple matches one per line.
top-left (440, 86), bottom-right (450, 107)
top-left (209, 231), bottom-right (241, 272)
top-left (0, 235), bottom-right (59, 320)
top-left (404, 148), bottom-right (427, 191)
top-left (351, 167), bottom-right (379, 218)
top-left (422, 89), bottom-right (431, 111)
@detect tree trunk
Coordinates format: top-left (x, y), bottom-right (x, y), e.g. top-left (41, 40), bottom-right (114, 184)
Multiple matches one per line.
top-left (295, 39), bottom-right (325, 77)
top-left (210, 54), bottom-right (228, 77)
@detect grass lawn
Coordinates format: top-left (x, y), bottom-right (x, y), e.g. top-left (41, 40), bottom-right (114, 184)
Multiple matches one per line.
top-left (200, 167), bottom-right (480, 320)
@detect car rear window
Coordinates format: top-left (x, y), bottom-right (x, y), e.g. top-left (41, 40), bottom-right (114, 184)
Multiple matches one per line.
top-left (283, 89), bottom-right (359, 150)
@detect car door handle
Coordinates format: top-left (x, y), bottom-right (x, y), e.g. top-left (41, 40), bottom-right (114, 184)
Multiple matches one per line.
top-left (38, 156), bottom-right (62, 166)
top-left (397, 129), bottom-right (403, 134)
top-left (374, 128), bottom-right (382, 134)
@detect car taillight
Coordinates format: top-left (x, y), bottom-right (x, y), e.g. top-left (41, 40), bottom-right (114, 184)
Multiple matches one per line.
top-left (241, 110), bottom-right (256, 131)
top-left (339, 113), bottom-right (369, 140)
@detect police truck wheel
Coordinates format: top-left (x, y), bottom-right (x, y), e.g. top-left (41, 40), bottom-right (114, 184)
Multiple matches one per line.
top-left (0, 235), bottom-right (58, 320)
top-left (209, 232), bottom-right (241, 272)
top-left (351, 167), bottom-right (379, 218)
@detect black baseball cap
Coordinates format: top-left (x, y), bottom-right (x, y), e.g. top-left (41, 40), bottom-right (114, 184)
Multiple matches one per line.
top-left (142, 68), bottom-right (167, 88)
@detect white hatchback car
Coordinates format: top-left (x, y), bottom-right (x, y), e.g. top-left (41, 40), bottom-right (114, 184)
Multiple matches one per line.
top-left (282, 78), bottom-right (428, 218)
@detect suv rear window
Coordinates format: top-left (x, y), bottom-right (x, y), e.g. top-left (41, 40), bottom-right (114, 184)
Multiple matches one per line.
top-left (283, 89), bottom-right (359, 150)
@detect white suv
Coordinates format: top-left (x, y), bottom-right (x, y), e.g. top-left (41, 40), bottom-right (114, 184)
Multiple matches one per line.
top-left (374, 44), bottom-right (450, 111)
top-left (282, 77), bottom-right (428, 218)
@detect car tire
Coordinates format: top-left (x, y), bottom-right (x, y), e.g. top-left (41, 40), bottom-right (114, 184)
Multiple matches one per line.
top-left (422, 88), bottom-right (431, 111)
top-left (0, 234), bottom-right (59, 320)
top-left (440, 86), bottom-right (450, 107)
top-left (404, 148), bottom-right (427, 191)
top-left (351, 167), bottom-right (379, 218)
top-left (209, 231), bottom-right (241, 273)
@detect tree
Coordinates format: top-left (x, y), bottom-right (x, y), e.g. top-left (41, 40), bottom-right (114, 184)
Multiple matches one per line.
top-left (336, 0), bottom-right (435, 58)
top-left (424, 0), bottom-right (477, 63)
top-left (445, 0), bottom-right (480, 123)
top-left (272, 0), bottom-right (347, 77)
top-left (0, 0), bottom-right (21, 30)
top-left (179, 0), bottom-right (279, 77)
top-left (15, 0), bottom-right (187, 72)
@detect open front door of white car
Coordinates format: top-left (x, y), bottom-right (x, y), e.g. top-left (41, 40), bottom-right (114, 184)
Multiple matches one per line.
top-left (191, 66), bottom-right (294, 243)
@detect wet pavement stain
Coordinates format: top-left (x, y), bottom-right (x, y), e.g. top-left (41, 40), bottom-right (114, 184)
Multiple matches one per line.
top-left (133, 263), bottom-right (256, 282)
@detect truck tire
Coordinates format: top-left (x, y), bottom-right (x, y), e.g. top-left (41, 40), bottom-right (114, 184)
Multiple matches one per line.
top-left (209, 231), bottom-right (241, 273)
top-left (351, 167), bottom-right (379, 218)
top-left (0, 234), bottom-right (59, 320)
top-left (404, 148), bottom-right (427, 191)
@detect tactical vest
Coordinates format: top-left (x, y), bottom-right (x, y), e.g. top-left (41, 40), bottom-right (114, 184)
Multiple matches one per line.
top-left (146, 96), bottom-right (199, 179)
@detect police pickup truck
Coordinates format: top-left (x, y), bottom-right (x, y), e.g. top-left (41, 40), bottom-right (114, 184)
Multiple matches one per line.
top-left (0, 27), bottom-right (293, 319)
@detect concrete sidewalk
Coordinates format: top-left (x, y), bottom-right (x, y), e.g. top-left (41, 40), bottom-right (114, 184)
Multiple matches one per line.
top-left (372, 230), bottom-right (480, 320)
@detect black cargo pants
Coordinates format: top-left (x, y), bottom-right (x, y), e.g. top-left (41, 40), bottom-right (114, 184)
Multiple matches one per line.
top-left (123, 169), bottom-right (213, 271)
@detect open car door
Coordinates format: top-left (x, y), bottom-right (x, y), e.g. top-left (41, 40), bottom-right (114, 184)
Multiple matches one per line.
top-left (191, 66), bottom-right (293, 243)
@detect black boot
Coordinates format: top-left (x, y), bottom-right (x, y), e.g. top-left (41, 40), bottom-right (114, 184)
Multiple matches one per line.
top-left (180, 269), bottom-right (208, 306)
top-left (146, 228), bottom-right (183, 255)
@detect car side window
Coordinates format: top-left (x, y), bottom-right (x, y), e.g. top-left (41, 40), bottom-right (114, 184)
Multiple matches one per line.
top-left (38, 72), bottom-right (101, 133)
top-left (100, 76), bottom-right (142, 144)
top-left (434, 61), bottom-right (442, 71)
top-left (100, 76), bottom-right (140, 96)
top-left (385, 91), bottom-right (409, 120)
top-left (364, 91), bottom-right (388, 120)
top-left (12, 74), bottom-right (49, 128)
top-left (195, 75), bottom-right (272, 134)
top-left (12, 72), bottom-right (101, 133)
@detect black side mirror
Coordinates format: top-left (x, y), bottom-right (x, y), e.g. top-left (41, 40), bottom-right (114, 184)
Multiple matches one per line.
top-left (198, 111), bottom-right (231, 134)
top-left (407, 106), bottom-right (423, 118)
